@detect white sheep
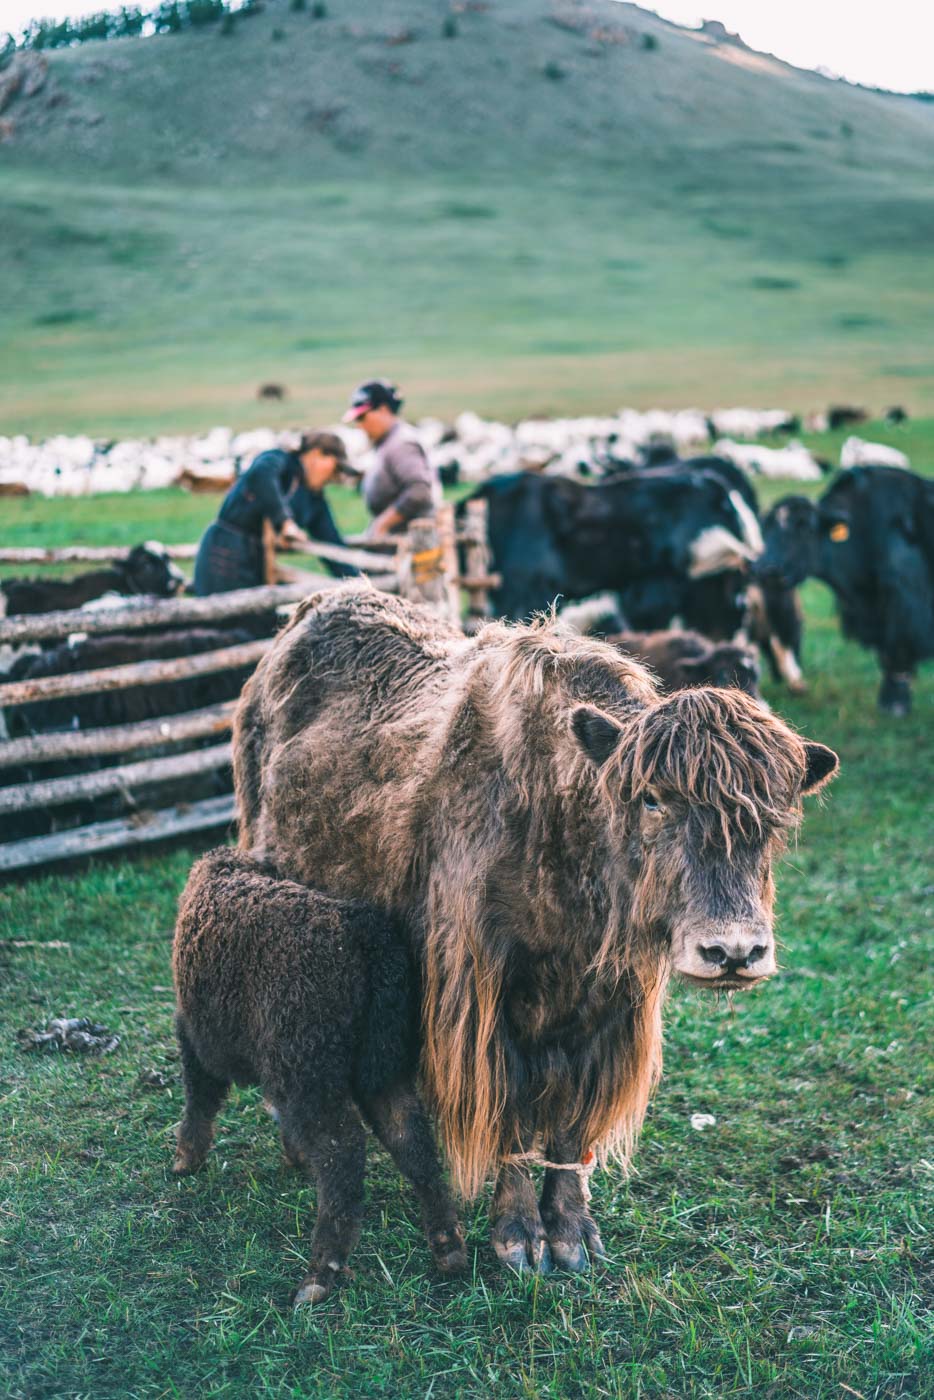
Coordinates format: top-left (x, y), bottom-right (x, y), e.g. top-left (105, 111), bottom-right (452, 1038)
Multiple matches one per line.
top-left (714, 438), bottom-right (823, 482)
top-left (840, 437), bottom-right (910, 470)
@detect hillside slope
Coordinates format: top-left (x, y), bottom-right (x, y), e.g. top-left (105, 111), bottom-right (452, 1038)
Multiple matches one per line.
top-left (3, 0), bottom-right (934, 433)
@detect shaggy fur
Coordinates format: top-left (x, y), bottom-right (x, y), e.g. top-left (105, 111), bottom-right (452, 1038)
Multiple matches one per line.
top-left (172, 848), bottom-right (465, 1303)
top-left (233, 585), bottom-right (836, 1270)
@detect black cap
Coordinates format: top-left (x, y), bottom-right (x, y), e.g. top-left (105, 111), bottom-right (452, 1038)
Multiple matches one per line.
top-left (343, 378), bottom-right (403, 422)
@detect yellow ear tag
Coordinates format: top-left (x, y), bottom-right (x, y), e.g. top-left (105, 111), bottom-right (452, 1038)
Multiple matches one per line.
top-left (830, 522), bottom-right (849, 542)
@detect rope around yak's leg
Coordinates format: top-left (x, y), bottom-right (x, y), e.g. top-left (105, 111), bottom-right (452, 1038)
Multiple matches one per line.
top-left (502, 1149), bottom-right (598, 1201)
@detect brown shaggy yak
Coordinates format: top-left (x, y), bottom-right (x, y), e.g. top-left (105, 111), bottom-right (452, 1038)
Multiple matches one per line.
top-left (173, 848), bottom-right (466, 1304)
top-left (233, 584), bottom-right (838, 1273)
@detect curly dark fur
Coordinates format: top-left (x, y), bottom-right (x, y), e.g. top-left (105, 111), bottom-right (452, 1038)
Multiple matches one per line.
top-left (172, 848), bottom-right (466, 1304)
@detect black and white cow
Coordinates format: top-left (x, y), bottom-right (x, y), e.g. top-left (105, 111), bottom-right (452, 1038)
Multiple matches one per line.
top-left (756, 466), bottom-right (934, 714)
top-left (465, 467), bottom-right (764, 624)
top-left (604, 456), bottom-right (764, 640)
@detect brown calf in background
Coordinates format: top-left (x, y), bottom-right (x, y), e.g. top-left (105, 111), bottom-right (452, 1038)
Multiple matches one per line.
top-left (608, 629), bottom-right (762, 697)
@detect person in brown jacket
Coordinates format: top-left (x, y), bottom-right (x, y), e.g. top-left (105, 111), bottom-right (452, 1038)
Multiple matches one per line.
top-left (344, 379), bottom-right (440, 539)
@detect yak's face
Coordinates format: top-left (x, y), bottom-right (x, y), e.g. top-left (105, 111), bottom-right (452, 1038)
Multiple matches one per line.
top-left (680, 644), bottom-right (761, 697)
top-left (757, 497), bottom-right (821, 590)
top-left (125, 542), bottom-right (186, 597)
top-left (624, 789), bottom-right (778, 988)
top-left (571, 691), bottom-right (838, 991)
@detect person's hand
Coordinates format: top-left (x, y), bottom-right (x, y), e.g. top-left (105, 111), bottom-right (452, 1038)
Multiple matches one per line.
top-left (278, 519), bottom-right (310, 549)
top-left (366, 507), bottom-right (403, 541)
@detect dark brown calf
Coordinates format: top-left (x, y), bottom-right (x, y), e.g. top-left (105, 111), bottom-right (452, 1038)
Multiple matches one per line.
top-left (172, 848), bottom-right (466, 1305)
top-left (608, 628), bottom-right (761, 697)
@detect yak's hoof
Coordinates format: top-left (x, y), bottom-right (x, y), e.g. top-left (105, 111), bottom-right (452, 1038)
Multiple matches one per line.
top-left (430, 1227), bottom-right (469, 1276)
top-left (293, 1279), bottom-right (331, 1307)
top-left (879, 677), bottom-right (912, 716)
top-left (293, 1261), bottom-right (344, 1308)
top-left (492, 1217), bottom-right (553, 1274)
top-left (280, 1140), bottom-right (302, 1169)
top-left (171, 1145), bottom-right (205, 1176)
top-left (544, 1215), bottom-right (607, 1273)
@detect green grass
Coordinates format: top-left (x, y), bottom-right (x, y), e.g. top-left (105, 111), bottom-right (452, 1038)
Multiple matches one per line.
top-left (2, 0), bottom-right (934, 434)
top-left (1, 456), bottom-right (932, 1397)
top-left (2, 5), bottom-right (933, 1378)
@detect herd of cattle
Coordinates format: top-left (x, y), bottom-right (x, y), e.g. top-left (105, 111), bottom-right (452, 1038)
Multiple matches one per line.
top-left (0, 447), bottom-right (931, 848)
top-left (0, 403), bottom-right (912, 497)
top-left (472, 456), bottom-right (933, 717)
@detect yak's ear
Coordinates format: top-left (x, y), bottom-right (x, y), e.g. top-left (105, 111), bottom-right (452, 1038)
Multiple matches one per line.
top-left (571, 705), bottom-right (625, 767)
top-left (801, 742), bottom-right (838, 794)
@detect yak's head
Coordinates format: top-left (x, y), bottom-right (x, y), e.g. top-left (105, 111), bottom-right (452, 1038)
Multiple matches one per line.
top-left (678, 641), bottom-right (762, 698)
top-left (572, 688), bottom-right (837, 989)
top-left (123, 541), bottom-right (186, 597)
top-left (756, 496), bottom-right (823, 590)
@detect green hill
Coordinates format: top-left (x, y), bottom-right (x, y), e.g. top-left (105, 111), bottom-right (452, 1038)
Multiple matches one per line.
top-left (3, 0), bottom-right (934, 434)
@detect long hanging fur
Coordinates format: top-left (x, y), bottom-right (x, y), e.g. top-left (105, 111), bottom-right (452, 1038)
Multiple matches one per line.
top-left (233, 585), bottom-right (830, 1200)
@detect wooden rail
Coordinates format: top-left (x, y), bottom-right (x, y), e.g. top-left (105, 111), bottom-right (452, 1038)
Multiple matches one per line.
top-left (0, 702), bottom-right (236, 769)
top-left (0, 795), bottom-right (236, 874)
top-left (0, 539), bottom-right (397, 566)
top-left (0, 580), bottom-right (326, 646)
top-left (0, 545), bottom-right (199, 564)
top-left (0, 743), bottom-right (231, 814)
top-left (288, 537), bottom-right (401, 573)
top-left (0, 639), bottom-right (270, 709)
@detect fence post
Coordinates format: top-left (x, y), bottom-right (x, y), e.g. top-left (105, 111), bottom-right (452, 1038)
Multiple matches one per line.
top-left (461, 496), bottom-right (492, 630)
top-left (262, 518), bottom-right (279, 585)
top-left (397, 511), bottom-right (459, 624)
top-left (437, 502), bottom-right (462, 625)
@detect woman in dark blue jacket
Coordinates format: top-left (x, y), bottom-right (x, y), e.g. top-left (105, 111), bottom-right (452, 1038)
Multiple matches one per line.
top-left (193, 432), bottom-right (359, 595)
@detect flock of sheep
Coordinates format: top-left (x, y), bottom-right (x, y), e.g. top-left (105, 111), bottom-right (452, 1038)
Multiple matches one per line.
top-left (0, 406), bottom-right (911, 498)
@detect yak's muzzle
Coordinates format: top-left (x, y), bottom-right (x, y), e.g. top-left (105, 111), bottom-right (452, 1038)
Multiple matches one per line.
top-left (673, 919), bottom-right (777, 989)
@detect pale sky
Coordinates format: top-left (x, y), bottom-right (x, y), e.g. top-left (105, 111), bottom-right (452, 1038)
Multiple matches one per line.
top-left (646, 2), bottom-right (934, 93)
top-left (2, 0), bottom-right (933, 94)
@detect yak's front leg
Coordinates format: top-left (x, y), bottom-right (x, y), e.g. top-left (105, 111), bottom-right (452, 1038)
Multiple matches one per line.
top-left (491, 1161), bottom-right (552, 1273)
top-left (538, 1135), bottom-right (606, 1273)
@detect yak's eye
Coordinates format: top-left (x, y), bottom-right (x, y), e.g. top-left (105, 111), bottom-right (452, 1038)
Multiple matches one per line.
top-left (643, 794), bottom-right (661, 813)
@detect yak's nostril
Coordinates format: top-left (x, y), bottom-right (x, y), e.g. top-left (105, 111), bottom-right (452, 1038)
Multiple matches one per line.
top-left (747, 945), bottom-right (767, 965)
top-left (700, 944), bottom-right (728, 967)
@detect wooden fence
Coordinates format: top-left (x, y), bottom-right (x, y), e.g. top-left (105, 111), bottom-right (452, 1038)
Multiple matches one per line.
top-left (0, 502), bottom-right (496, 875)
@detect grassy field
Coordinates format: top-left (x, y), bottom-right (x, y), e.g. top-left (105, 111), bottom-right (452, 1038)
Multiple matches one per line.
top-left (1, 443), bottom-right (932, 1397)
top-left (3, 0), bottom-right (934, 435)
top-left (2, 2), bottom-right (932, 1391)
